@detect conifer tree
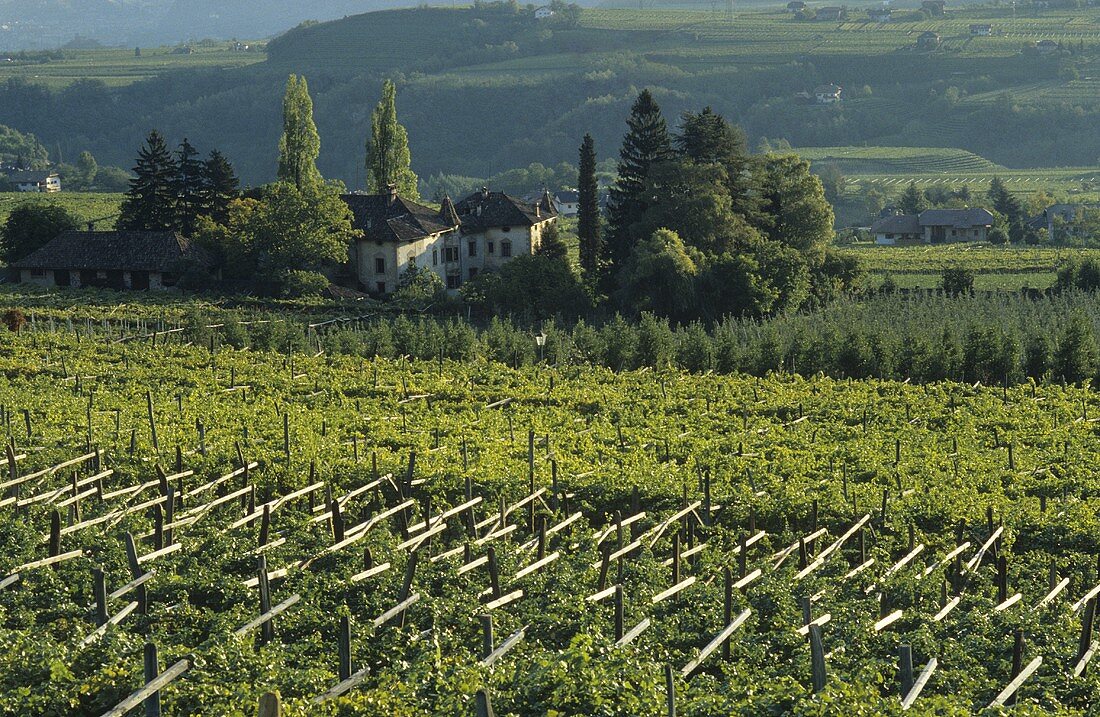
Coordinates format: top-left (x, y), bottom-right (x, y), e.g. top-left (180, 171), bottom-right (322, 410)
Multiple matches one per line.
top-left (577, 133), bottom-right (603, 284)
top-left (277, 74), bottom-right (322, 191)
top-left (536, 221), bottom-right (569, 261)
top-left (173, 138), bottom-right (205, 235)
top-left (606, 89), bottom-right (673, 270)
top-left (676, 106), bottom-right (759, 220)
top-left (201, 150), bottom-right (240, 225)
top-left (118, 129), bottom-right (178, 232)
top-left (366, 79), bottom-right (419, 199)
top-left (898, 181), bottom-right (926, 215)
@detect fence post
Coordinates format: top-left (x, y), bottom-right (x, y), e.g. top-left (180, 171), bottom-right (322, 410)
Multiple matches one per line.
top-left (143, 642), bottom-right (160, 717)
top-left (809, 624), bottom-right (826, 693)
top-left (93, 567), bottom-right (108, 626)
top-left (257, 691), bottom-right (281, 717)
top-left (475, 688), bottom-right (495, 717)
top-left (665, 664), bottom-right (676, 717)
top-left (338, 615), bottom-right (351, 681)
top-left (899, 644), bottom-right (914, 696)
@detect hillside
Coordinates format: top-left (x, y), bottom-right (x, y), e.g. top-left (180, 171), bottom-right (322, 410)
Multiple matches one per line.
top-left (0, 4), bottom-right (1097, 188)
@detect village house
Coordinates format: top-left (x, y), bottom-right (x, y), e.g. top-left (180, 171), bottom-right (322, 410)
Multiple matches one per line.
top-left (921, 0), bottom-right (946, 16)
top-left (786, 1), bottom-right (807, 12)
top-left (969, 23), bottom-right (993, 36)
top-left (8, 170), bottom-right (60, 193)
top-left (814, 84), bottom-right (842, 104)
top-left (868, 6), bottom-right (892, 22)
top-left (535, 6), bottom-right (555, 19)
top-left (10, 230), bottom-right (196, 289)
top-left (917, 31), bottom-right (941, 51)
top-left (553, 189), bottom-right (579, 216)
top-left (871, 208), bottom-right (995, 245)
top-left (815, 6), bottom-right (848, 21)
top-left (342, 185), bottom-right (557, 295)
top-left (1030, 203), bottom-right (1099, 242)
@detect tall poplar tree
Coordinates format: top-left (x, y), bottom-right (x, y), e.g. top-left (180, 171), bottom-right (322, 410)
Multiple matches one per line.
top-left (606, 89), bottom-right (673, 269)
top-left (277, 74), bottom-right (322, 191)
top-left (365, 79), bottom-right (419, 199)
top-left (577, 133), bottom-right (603, 283)
top-left (118, 129), bottom-right (178, 232)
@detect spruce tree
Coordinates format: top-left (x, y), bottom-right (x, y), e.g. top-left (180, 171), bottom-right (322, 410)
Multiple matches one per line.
top-left (676, 106), bottom-right (759, 221)
top-left (277, 74), bottom-right (322, 191)
top-left (173, 138), bottom-right (205, 235)
top-left (536, 221), bottom-right (569, 261)
top-left (118, 129), bottom-right (178, 232)
top-left (577, 133), bottom-right (603, 284)
top-left (202, 150), bottom-right (240, 225)
top-left (606, 89), bottom-right (673, 270)
top-left (366, 79), bottom-right (419, 199)
top-left (897, 182), bottom-right (926, 215)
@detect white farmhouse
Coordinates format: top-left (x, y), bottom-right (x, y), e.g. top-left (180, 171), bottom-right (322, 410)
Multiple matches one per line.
top-left (535, 6), bottom-right (555, 19)
top-left (343, 185), bottom-right (557, 295)
top-left (9, 170), bottom-right (61, 192)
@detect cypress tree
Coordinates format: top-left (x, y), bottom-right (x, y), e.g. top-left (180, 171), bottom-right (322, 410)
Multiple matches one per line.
top-left (606, 89), bottom-right (673, 270)
top-left (277, 74), bottom-right (322, 191)
top-left (118, 129), bottom-right (178, 232)
top-left (173, 138), bottom-right (205, 235)
top-left (577, 133), bottom-right (603, 284)
top-left (201, 150), bottom-right (240, 225)
top-left (366, 79), bottom-right (419, 199)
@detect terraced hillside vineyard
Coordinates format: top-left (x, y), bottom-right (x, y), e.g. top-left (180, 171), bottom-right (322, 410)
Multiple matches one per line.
top-left (2, 311), bottom-right (1100, 714)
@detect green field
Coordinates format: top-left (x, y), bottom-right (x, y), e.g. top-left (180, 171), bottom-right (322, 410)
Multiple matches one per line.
top-left (0, 192), bottom-right (124, 230)
top-left (0, 44), bottom-right (265, 89)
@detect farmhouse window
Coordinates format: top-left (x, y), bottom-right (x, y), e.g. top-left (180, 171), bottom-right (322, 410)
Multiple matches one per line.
top-left (433, 250), bottom-right (438, 266)
top-left (502, 226), bottom-right (511, 233)
top-left (488, 241), bottom-right (495, 255)
top-left (446, 272), bottom-right (461, 290)
top-left (377, 281), bottom-right (386, 293)
top-left (445, 247), bottom-right (460, 262)
top-left (501, 241), bottom-right (512, 258)
top-left (375, 257), bottom-right (386, 274)
top-left (30, 268), bottom-right (44, 278)
top-left (468, 240), bottom-right (477, 257)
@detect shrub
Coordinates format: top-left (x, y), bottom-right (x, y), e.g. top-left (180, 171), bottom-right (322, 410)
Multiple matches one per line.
top-left (279, 270), bottom-right (330, 298)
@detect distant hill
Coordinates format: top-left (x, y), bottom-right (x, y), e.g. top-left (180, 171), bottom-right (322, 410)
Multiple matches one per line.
top-left (0, 4), bottom-right (1098, 191)
top-left (0, 0), bottom-right (411, 49)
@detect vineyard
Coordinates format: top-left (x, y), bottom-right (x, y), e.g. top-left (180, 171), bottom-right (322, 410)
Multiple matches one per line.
top-left (0, 46), bottom-right (265, 90)
top-left (2, 313), bottom-right (1100, 714)
top-left (0, 193), bottom-right (125, 231)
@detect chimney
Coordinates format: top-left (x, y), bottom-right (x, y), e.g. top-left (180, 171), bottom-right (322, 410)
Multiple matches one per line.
top-left (387, 183), bottom-right (398, 203)
top-left (481, 186), bottom-right (489, 198)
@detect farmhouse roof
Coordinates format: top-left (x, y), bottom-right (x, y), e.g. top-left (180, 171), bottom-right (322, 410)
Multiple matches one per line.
top-left (454, 188), bottom-right (556, 230)
top-left (918, 208), bottom-right (995, 227)
top-left (8, 170), bottom-right (57, 183)
top-left (787, 1), bottom-right (806, 8)
top-left (554, 190), bottom-right (579, 203)
top-left (871, 215), bottom-right (921, 235)
top-left (10, 230), bottom-right (194, 271)
top-left (342, 191), bottom-right (459, 243)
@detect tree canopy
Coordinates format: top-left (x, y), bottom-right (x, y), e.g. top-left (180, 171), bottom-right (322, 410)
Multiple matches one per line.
top-left (276, 74), bottom-right (322, 191)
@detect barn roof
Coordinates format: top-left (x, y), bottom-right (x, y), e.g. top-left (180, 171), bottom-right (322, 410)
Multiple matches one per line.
top-left (10, 231), bottom-right (194, 271)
